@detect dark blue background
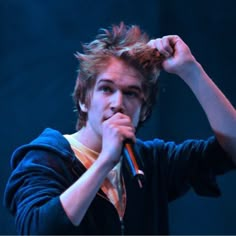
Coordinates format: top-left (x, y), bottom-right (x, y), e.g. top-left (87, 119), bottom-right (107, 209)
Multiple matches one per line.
top-left (1, 0), bottom-right (236, 234)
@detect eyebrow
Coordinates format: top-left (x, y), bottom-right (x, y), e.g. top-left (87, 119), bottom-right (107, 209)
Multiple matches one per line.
top-left (97, 79), bottom-right (142, 92)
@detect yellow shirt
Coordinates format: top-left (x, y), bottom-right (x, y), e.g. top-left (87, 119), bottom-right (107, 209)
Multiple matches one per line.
top-left (64, 134), bottom-right (126, 220)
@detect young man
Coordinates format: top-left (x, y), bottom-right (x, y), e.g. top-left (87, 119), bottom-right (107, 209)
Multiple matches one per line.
top-left (4, 22), bottom-right (236, 235)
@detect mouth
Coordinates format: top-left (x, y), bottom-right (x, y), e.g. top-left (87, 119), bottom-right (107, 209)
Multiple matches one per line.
top-left (102, 112), bottom-right (116, 122)
top-left (102, 115), bottom-right (111, 122)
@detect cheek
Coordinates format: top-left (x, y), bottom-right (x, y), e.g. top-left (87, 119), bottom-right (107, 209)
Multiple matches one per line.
top-left (130, 105), bottom-right (142, 127)
top-left (89, 94), bottom-right (106, 114)
top-left (89, 93), bottom-right (100, 107)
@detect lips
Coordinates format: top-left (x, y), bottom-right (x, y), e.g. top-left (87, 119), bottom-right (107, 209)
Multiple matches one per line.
top-left (102, 112), bottom-right (116, 122)
top-left (102, 115), bottom-right (112, 122)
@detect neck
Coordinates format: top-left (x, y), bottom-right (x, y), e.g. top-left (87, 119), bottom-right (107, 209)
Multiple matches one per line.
top-left (72, 127), bottom-right (102, 153)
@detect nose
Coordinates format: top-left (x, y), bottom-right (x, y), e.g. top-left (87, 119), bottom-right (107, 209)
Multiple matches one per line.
top-left (110, 90), bottom-right (124, 113)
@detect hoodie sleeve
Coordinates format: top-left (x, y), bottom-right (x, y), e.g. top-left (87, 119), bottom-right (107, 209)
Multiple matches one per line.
top-left (4, 148), bottom-right (82, 235)
top-left (164, 136), bottom-right (236, 201)
top-left (142, 136), bottom-right (236, 202)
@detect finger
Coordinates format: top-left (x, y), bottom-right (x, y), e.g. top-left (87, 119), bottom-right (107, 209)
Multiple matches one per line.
top-left (108, 112), bottom-right (131, 122)
top-left (119, 126), bottom-right (136, 143)
top-left (166, 35), bottom-right (186, 54)
top-left (104, 114), bottom-right (135, 133)
top-left (147, 39), bottom-right (156, 48)
top-left (154, 38), bottom-right (171, 58)
top-left (162, 36), bottom-right (174, 55)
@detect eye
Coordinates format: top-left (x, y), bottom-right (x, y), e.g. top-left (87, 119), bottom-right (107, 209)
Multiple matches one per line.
top-left (124, 90), bottom-right (139, 98)
top-left (100, 85), bottom-right (113, 94)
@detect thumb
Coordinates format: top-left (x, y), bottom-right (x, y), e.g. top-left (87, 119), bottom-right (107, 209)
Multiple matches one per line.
top-left (162, 57), bottom-right (177, 73)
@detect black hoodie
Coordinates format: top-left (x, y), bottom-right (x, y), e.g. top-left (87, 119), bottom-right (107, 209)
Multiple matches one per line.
top-left (4, 128), bottom-right (235, 235)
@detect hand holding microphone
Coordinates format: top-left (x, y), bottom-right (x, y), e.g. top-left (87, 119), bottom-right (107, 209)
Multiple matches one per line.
top-left (102, 113), bottom-right (145, 188)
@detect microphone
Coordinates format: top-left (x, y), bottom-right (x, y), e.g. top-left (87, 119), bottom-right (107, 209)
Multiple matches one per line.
top-left (122, 140), bottom-right (145, 188)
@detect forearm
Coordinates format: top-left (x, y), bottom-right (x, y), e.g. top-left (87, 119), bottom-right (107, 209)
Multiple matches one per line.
top-left (148, 35), bottom-right (236, 161)
top-left (60, 154), bottom-right (113, 226)
top-left (182, 61), bottom-right (236, 162)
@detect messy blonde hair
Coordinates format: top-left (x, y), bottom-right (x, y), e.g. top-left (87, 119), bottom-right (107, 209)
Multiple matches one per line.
top-left (73, 22), bottom-right (163, 130)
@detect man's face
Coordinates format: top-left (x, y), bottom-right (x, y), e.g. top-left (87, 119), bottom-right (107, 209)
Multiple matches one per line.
top-left (82, 57), bottom-right (145, 139)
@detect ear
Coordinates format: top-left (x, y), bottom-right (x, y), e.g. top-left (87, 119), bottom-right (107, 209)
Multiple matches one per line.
top-left (79, 101), bottom-right (88, 112)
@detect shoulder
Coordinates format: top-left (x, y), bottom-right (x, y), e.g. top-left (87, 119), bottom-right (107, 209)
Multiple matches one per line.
top-left (10, 128), bottom-right (75, 169)
top-left (135, 136), bottom-right (220, 159)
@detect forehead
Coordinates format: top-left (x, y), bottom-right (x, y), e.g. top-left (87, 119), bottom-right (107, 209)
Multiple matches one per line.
top-left (96, 57), bottom-right (144, 86)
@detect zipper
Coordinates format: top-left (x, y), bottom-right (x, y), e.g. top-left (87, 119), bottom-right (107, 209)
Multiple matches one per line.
top-left (120, 217), bottom-right (125, 235)
top-left (98, 192), bottom-right (126, 235)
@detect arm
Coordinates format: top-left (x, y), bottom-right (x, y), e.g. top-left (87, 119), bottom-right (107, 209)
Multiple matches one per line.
top-left (60, 113), bottom-right (135, 226)
top-left (148, 36), bottom-right (236, 163)
top-left (5, 116), bottom-right (131, 235)
top-left (60, 150), bottom-right (116, 226)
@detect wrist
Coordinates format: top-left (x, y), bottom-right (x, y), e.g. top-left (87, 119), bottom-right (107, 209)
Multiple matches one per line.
top-left (179, 60), bottom-right (203, 84)
top-left (96, 151), bottom-right (119, 172)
